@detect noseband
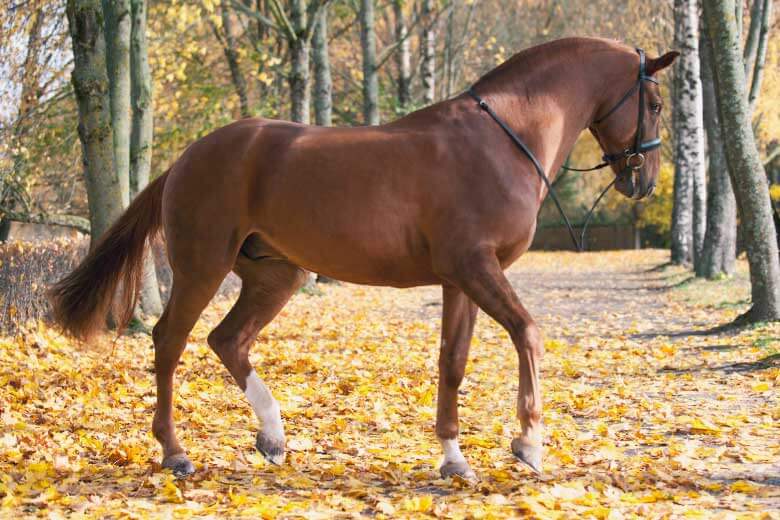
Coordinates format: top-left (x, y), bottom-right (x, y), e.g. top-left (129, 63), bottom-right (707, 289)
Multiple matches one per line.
top-left (467, 47), bottom-right (660, 252)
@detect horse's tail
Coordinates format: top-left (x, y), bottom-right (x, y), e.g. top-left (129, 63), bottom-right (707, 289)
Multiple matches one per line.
top-left (49, 171), bottom-right (169, 340)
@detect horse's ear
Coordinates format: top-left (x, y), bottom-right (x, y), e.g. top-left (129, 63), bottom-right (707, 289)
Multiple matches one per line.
top-left (647, 51), bottom-right (680, 75)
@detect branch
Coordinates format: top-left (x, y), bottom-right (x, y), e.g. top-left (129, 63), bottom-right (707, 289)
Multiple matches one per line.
top-left (304, 0), bottom-right (333, 42)
top-left (764, 145), bottom-right (780, 166)
top-left (375, 0), bottom-right (449, 71)
top-left (1, 209), bottom-right (91, 234)
top-left (266, 0), bottom-right (297, 41)
top-left (230, 0), bottom-right (285, 38)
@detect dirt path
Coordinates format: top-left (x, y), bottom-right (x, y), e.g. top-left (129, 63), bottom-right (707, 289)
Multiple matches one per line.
top-left (1, 250), bottom-right (778, 517)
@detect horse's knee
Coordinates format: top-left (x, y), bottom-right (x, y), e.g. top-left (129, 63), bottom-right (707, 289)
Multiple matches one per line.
top-left (511, 321), bottom-right (544, 359)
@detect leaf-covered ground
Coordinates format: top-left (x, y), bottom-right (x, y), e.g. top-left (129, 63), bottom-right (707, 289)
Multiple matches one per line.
top-left (1, 250), bottom-right (778, 518)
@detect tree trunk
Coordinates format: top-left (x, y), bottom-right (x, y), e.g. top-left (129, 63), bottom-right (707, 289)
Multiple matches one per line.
top-left (360, 0), bottom-right (379, 125)
top-left (393, 0), bottom-right (411, 109)
top-left (130, 0), bottom-right (162, 316)
top-left (102, 0), bottom-right (132, 207)
top-left (67, 0), bottom-right (125, 243)
top-left (420, 0), bottom-right (435, 105)
top-left (747, 0), bottom-right (772, 113)
top-left (289, 0), bottom-right (310, 124)
top-left (130, 0), bottom-right (152, 196)
top-left (670, 0), bottom-right (705, 266)
top-left (312, 7), bottom-right (332, 126)
top-left (697, 24), bottom-right (737, 279)
top-left (703, 0), bottom-right (780, 322)
top-left (742, 0), bottom-right (763, 77)
top-left (443, 2), bottom-right (455, 99)
top-left (221, 0), bottom-right (251, 118)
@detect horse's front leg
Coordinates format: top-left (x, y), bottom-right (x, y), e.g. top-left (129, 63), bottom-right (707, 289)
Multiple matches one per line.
top-left (435, 247), bottom-right (544, 474)
top-left (436, 285), bottom-right (478, 480)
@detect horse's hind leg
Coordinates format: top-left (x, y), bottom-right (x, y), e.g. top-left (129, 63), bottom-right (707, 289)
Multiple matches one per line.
top-left (207, 256), bottom-right (306, 465)
top-left (152, 270), bottom-right (228, 477)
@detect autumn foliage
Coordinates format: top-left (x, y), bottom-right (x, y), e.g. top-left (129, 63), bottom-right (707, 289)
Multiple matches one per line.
top-left (1, 251), bottom-right (778, 517)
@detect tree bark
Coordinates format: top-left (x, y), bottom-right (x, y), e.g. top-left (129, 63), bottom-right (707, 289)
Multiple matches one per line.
top-left (697, 24), bottom-right (737, 279)
top-left (360, 0), bottom-right (379, 125)
top-left (221, 0), bottom-right (251, 118)
top-left (703, 0), bottom-right (780, 322)
top-left (130, 0), bottom-right (162, 316)
top-left (130, 0), bottom-right (152, 196)
top-left (393, 0), bottom-right (411, 108)
top-left (742, 0), bottom-right (763, 77)
top-left (102, 0), bottom-right (132, 207)
top-left (312, 7), bottom-right (332, 126)
top-left (289, 0), bottom-right (310, 124)
top-left (747, 0), bottom-right (772, 113)
top-left (670, 0), bottom-right (705, 266)
top-left (420, 0), bottom-right (435, 105)
top-left (67, 0), bottom-right (125, 243)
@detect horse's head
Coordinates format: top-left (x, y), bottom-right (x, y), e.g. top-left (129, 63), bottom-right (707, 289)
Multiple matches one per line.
top-left (590, 49), bottom-right (678, 200)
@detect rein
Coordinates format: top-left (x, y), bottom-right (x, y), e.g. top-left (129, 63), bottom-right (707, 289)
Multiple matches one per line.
top-left (468, 47), bottom-right (659, 252)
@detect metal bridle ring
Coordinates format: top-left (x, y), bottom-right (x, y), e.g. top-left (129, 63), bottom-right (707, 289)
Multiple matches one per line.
top-left (625, 153), bottom-right (645, 170)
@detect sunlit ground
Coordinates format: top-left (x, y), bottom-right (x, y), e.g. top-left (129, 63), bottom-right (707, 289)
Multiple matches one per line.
top-left (1, 250), bottom-right (778, 518)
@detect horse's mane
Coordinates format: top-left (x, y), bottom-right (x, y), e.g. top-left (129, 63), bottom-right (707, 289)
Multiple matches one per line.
top-left (473, 37), bottom-right (633, 90)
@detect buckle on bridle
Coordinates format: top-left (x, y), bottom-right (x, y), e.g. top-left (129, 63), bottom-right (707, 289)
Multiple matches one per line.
top-left (625, 152), bottom-right (645, 170)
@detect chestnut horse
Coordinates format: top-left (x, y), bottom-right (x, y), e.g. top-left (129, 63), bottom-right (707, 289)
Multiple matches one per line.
top-left (51, 37), bottom-right (677, 480)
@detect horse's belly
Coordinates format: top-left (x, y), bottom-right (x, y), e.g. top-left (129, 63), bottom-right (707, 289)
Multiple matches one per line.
top-left (245, 228), bottom-right (439, 288)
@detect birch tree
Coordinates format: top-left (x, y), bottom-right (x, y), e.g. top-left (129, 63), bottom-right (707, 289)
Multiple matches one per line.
top-left (130, 0), bottom-right (162, 315)
top-left (670, 0), bottom-right (705, 265)
top-left (233, 0), bottom-right (330, 124)
top-left (702, 0), bottom-right (780, 322)
top-left (420, 0), bottom-right (436, 105)
top-left (360, 0), bottom-right (379, 125)
top-left (393, 0), bottom-right (411, 108)
top-left (312, 7), bottom-right (332, 126)
top-left (102, 0), bottom-right (132, 207)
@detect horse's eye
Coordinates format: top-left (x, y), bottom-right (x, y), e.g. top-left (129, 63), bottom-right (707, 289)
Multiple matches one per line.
top-left (650, 103), bottom-right (662, 114)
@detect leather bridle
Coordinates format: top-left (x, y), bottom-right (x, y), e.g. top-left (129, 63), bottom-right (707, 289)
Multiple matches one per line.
top-left (568, 48), bottom-right (661, 187)
top-left (467, 47), bottom-right (661, 251)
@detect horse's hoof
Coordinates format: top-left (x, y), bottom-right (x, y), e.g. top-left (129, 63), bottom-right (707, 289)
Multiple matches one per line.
top-left (440, 460), bottom-right (477, 482)
top-left (256, 431), bottom-right (285, 465)
top-left (511, 438), bottom-right (543, 475)
top-left (162, 453), bottom-right (195, 478)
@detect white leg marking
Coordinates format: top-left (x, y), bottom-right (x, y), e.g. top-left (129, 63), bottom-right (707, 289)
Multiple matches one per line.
top-left (245, 370), bottom-right (284, 441)
top-left (439, 437), bottom-right (466, 465)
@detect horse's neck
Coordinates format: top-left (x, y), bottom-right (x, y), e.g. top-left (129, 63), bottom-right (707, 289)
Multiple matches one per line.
top-left (472, 53), bottom-right (604, 185)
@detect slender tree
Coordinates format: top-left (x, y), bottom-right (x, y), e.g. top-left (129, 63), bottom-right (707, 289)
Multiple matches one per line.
top-left (67, 0), bottom-right (125, 242)
top-left (312, 7), bottom-right (332, 126)
top-left (697, 22), bottom-right (737, 279)
top-left (747, 0), bottom-right (772, 113)
top-left (219, 0), bottom-right (251, 118)
top-left (393, 0), bottom-right (411, 108)
top-left (360, 0), bottom-right (379, 124)
top-left (102, 0), bottom-right (132, 207)
top-left (289, 0), bottom-right (311, 123)
top-left (232, 0), bottom-right (330, 124)
top-left (670, 0), bottom-right (705, 265)
top-left (130, 0), bottom-right (162, 316)
top-left (742, 0), bottom-right (763, 76)
top-left (420, 0), bottom-right (436, 104)
top-left (703, 0), bottom-right (780, 322)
